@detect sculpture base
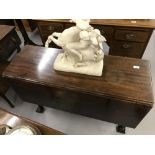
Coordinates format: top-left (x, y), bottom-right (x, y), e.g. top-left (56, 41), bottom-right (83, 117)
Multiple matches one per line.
top-left (53, 53), bottom-right (103, 76)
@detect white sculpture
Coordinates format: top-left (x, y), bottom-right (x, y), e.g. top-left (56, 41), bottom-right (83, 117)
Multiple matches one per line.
top-left (45, 19), bottom-right (106, 76)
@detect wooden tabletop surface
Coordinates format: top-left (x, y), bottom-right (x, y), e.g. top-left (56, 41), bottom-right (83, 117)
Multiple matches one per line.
top-left (36, 19), bottom-right (155, 28)
top-left (2, 45), bottom-right (154, 106)
top-left (0, 25), bottom-right (15, 40)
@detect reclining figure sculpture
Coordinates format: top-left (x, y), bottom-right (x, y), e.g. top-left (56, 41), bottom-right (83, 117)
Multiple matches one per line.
top-left (45, 19), bottom-right (106, 76)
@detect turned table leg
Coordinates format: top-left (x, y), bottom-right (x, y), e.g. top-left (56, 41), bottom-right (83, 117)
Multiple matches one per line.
top-left (116, 125), bottom-right (126, 134)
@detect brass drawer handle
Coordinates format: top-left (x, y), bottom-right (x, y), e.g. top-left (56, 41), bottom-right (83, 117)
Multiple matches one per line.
top-left (47, 26), bottom-right (54, 31)
top-left (126, 34), bottom-right (135, 40)
top-left (122, 43), bottom-right (131, 49)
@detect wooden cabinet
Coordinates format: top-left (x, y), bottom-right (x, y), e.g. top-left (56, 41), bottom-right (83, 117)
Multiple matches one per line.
top-left (0, 25), bottom-right (21, 61)
top-left (109, 27), bottom-right (152, 58)
top-left (0, 25), bottom-right (21, 108)
top-left (36, 19), bottom-right (155, 58)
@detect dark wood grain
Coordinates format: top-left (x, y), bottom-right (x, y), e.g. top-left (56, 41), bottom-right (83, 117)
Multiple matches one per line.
top-left (9, 82), bottom-right (151, 128)
top-left (0, 25), bottom-right (21, 107)
top-left (3, 45), bottom-right (154, 106)
top-left (0, 62), bottom-right (9, 93)
top-left (2, 45), bottom-right (154, 128)
top-left (0, 25), bottom-right (21, 60)
top-left (0, 25), bottom-right (14, 40)
top-left (109, 41), bottom-right (145, 58)
top-left (0, 108), bottom-right (64, 135)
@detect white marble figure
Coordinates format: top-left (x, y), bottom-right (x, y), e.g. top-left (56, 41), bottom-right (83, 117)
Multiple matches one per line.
top-left (45, 19), bottom-right (106, 76)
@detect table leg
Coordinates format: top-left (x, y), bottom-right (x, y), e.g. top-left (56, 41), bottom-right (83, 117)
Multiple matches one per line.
top-left (15, 19), bottom-right (37, 46)
top-left (36, 105), bottom-right (45, 113)
top-left (116, 125), bottom-right (126, 134)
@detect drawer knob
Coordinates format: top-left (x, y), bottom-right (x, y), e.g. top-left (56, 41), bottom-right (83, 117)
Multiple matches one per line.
top-left (122, 43), bottom-right (131, 49)
top-left (126, 34), bottom-right (135, 40)
top-left (47, 26), bottom-right (54, 31)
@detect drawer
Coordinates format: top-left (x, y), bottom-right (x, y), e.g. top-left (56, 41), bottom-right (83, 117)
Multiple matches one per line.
top-left (38, 23), bottom-right (64, 35)
top-left (109, 40), bottom-right (145, 58)
top-left (64, 23), bottom-right (74, 29)
top-left (92, 25), bottom-right (114, 43)
top-left (115, 30), bottom-right (149, 42)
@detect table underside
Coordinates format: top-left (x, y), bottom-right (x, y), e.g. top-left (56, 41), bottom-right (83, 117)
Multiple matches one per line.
top-left (11, 80), bottom-right (151, 129)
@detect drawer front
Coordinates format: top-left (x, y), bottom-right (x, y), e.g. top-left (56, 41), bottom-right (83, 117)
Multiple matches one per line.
top-left (115, 30), bottom-right (149, 42)
top-left (38, 22), bottom-right (64, 34)
top-left (92, 25), bottom-right (114, 43)
top-left (109, 40), bottom-right (145, 58)
top-left (38, 22), bottom-right (64, 44)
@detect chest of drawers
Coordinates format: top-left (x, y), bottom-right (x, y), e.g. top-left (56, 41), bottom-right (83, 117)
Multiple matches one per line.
top-left (109, 27), bottom-right (152, 58)
top-left (36, 19), bottom-right (155, 58)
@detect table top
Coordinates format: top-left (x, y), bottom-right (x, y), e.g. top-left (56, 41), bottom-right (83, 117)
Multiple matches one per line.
top-left (0, 25), bottom-right (15, 41)
top-left (36, 19), bottom-right (155, 28)
top-left (0, 108), bottom-right (64, 135)
top-left (3, 45), bottom-right (154, 106)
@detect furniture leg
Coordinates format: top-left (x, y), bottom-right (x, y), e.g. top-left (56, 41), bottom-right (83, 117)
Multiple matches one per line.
top-left (27, 20), bottom-right (37, 31)
top-left (1, 94), bottom-right (14, 108)
top-left (15, 19), bottom-right (37, 46)
top-left (36, 105), bottom-right (45, 113)
top-left (116, 125), bottom-right (126, 134)
top-left (10, 37), bottom-right (21, 53)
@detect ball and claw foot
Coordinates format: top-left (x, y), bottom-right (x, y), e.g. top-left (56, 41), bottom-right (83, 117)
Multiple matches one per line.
top-left (36, 105), bottom-right (45, 113)
top-left (116, 125), bottom-right (126, 134)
